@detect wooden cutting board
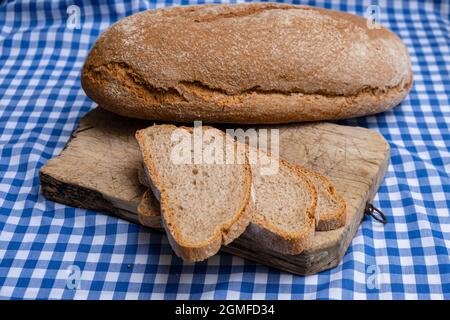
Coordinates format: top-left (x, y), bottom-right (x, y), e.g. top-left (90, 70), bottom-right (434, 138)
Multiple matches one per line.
top-left (40, 108), bottom-right (390, 275)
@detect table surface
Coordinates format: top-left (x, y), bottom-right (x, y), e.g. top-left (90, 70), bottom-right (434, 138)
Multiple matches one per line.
top-left (0, 0), bottom-right (449, 299)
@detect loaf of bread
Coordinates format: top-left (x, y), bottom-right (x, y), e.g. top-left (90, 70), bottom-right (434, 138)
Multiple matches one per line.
top-left (81, 3), bottom-right (412, 124)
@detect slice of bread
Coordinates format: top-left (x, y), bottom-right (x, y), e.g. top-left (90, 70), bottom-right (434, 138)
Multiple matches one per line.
top-left (244, 157), bottom-right (317, 254)
top-left (138, 164), bottom-right (346, 232)
top-left (135, 125), bottom-right (253, 262)
top-left (300, 169), bottom-right (346, 231)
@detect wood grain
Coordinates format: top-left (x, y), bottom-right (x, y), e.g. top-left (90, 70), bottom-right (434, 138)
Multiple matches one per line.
top-left (40, 108), bottom-right (390, 275)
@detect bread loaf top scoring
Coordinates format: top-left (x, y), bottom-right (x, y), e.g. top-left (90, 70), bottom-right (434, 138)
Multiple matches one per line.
top-left (83, 3), bottom-right (411, 97)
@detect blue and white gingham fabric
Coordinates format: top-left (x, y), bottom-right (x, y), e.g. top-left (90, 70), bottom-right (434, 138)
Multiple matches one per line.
top-left (0, 0), bottom-right (449, 300)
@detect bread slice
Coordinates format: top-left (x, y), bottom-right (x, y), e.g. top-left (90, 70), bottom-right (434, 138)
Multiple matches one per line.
top-left (300, 169), bottom-right (346, 231)
top-left (135, 124), bottom-right (252, 262)
top-left (244, 157), bottom-right (317, 254)
top-left (138, 164), bottom-right (346, 232)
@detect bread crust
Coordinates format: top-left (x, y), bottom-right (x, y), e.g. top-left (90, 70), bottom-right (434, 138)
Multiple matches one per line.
top-left (82, 3), bottom-right (413, 124)
top-left (135, 125), bottom-right (253, 262)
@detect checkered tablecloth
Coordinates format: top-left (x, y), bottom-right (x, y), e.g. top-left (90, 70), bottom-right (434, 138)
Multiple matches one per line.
top-left (0, 0), bottom-right (449, 300)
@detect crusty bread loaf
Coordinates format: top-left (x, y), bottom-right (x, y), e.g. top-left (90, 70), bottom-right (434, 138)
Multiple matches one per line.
top-left (82, 3), bottom-right (413, 124)
top-left (135, 124), bottom-right (252, 262)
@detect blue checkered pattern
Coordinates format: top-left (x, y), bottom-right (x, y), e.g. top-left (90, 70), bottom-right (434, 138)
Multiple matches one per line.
top-left (0, 0), bottom-right (449, 300)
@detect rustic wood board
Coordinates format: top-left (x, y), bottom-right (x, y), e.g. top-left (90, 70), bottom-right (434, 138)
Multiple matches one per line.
top-left (40, 108), bottom-right (390, 275)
